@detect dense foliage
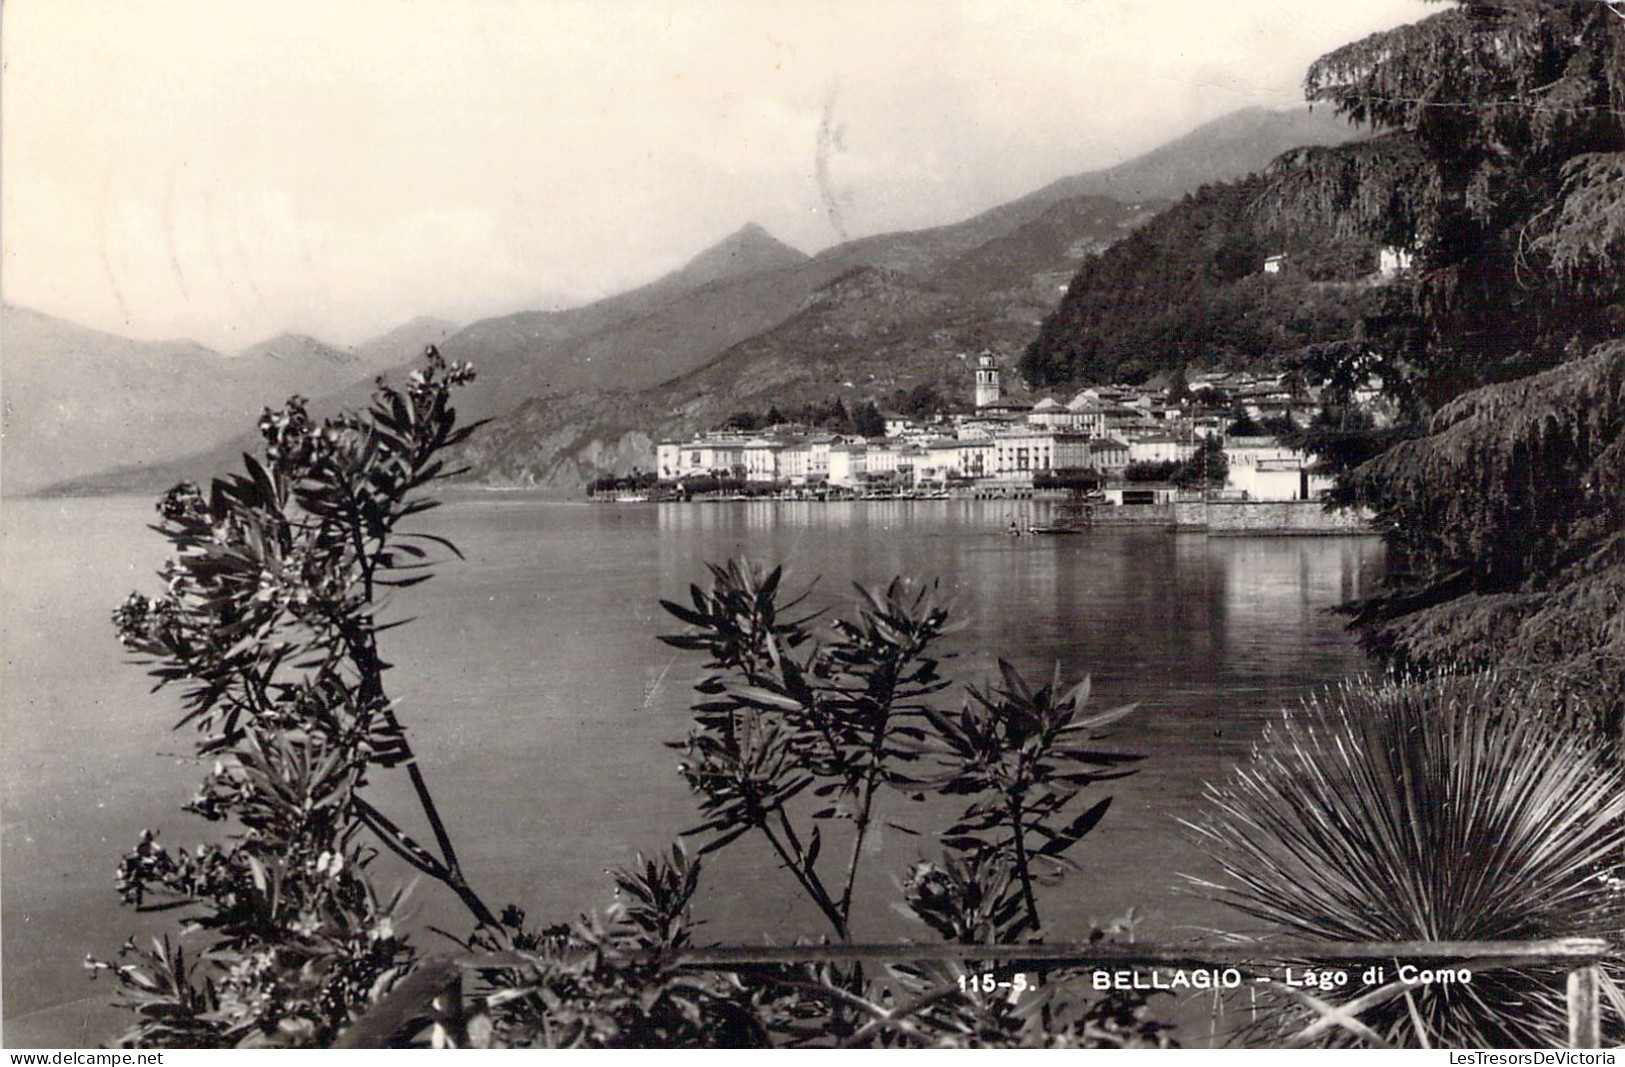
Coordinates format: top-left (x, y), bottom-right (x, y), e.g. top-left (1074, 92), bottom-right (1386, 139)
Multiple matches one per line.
top-left (657, 563), bottom-right (1141, 944)
top-left (586, 470), bottom-right (660, 495)
top-left (1304, 1), bottom-right (1625, 718)
top-left (719, 397), bottom-right (888, 437)
top-left (1019, 159), bottom-right (1410, 386)
top-left (1304, 0), bottom-right (1625, 404)
top-left (627, 560), bottom-right (1170, 1046)
top-left (1346, 343), bottom-right (1625, 730)
top-left (92, 352), bottom-right (493, 1046)
top-left (1174, 437), bottom-right (1229, 489)
top-left (1123, 460), bottom-right (1181, 484)
top-left (890, 381), bottom-right (959, 420)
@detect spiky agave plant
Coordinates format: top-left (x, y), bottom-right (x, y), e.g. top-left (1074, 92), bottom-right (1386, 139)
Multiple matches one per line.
top-left (1185, 671), bottom-right (1625, 1048)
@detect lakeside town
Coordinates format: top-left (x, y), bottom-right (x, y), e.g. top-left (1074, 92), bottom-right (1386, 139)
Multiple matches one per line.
top-left (10, 0), bottom-right (1622, 1050)
top-left (603, 354), bottom-right (1389, 517)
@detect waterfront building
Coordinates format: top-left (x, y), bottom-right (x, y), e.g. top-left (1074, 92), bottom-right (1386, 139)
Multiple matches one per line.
top-left (913, 438), bottom-right (961, 486)
top-left (741, 439), bottom-right (782, 482)
top-left (1223, 435), bottom-right (1331, 501)
top-left (866, 443), bottom-right (904, 481)
top-left (1128, 435), bottom-right (1196, 465)
top-left (896, 444), bottom-right (930, 486)
top-left (656, 440), bottom-right (682, 480)
top-left (955, 438), bottom-right (994, 479)
top-left (827, 441), bottom-right (868, 487)
top-left (798, 434), bottom-right (841, 482)
top-left (676, 437), bottom-right (749, 477)
top-left (778, 438), bottom-right (813, 483)
top-left (776, 436), bottom-right (845, 485)
top-left (1088, 437), bottom-right (1131, 474)
top-left (988, 431), bottom-right (1093, 481)
top-left (712, 439), bottom-right (748, 476)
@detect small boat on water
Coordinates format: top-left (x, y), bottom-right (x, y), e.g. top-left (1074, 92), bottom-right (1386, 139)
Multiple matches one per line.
top-left (614, 493), bottom-right (650, 503)
top-left (1005, 502), bottom-right (1081, 536)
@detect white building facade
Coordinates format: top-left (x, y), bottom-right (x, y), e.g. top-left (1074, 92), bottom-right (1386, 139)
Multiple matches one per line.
top-left (1223, 435), bottom-right (1333, 501)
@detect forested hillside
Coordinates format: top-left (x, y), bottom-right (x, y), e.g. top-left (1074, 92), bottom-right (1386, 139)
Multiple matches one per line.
top-left (1020, 134), bottom-right (1430, 387)
top-left (1021, 0), bottom-right (1624, 730)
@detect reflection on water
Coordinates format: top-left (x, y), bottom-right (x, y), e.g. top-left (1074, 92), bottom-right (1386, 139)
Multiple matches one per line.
top-left (2, 495), bottom-right (1383, 1044)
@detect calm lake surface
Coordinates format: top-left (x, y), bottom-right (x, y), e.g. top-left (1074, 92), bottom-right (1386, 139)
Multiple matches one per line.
top-left (2, 493), bottom-right (1384, 1046)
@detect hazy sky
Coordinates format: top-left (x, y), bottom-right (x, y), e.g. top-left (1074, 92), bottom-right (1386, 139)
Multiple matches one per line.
top-left (2, 0), bottom-right (1433, 351)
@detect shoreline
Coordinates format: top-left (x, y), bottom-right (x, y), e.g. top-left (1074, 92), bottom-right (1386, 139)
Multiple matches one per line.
top-left (583, 491), bottom-right (1381, 536)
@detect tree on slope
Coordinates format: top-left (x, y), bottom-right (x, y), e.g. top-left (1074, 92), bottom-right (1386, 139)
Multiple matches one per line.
top-left (1348, 343), bottom-right (1625, 733)
top-left (1303, 2), bottom-right (1625, 730)
top-left (1300, 0), bottom-right (1624, 405)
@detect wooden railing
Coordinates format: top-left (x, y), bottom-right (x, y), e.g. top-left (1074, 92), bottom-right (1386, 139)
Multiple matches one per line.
top-left (334, 936), bottom-right (1613, 1050)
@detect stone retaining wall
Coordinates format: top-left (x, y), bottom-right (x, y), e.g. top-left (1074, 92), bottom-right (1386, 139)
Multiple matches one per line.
top-left (1178, 499), bottom-right (1375, 534)
top-left (1088, 500), bottom-right (1375, 534)
top-left (1088, 503), bottom-right (1179, 526)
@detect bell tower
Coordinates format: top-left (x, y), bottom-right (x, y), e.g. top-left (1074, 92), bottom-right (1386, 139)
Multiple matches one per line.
top-left (974, 352), bottom-right (1001, 408)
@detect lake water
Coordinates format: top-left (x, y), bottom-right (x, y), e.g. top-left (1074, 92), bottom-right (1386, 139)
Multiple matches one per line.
top-left (1, 493), bottom-right (1384, 1046)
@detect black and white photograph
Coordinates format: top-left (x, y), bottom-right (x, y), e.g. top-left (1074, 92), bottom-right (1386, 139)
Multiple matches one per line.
top-left (2, 0), bottom-right (1623, 1052)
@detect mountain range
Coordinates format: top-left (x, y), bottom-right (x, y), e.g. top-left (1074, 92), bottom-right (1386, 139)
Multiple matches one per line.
top-left (0, 310), bottom-right (460, 494)
top-left (12, 105), bottom-right (1367, 496)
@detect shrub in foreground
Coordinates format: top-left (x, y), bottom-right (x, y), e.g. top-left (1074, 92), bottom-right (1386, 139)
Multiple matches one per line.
top-left (90, 352), bottom-right (491, 1046)
top-left (462, 563), bottom-right (1170, 1048)
top-left (1186, 671), bottom-right (1625, 1048)
top-left (91, 354), bottom-right (1168, 1047)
